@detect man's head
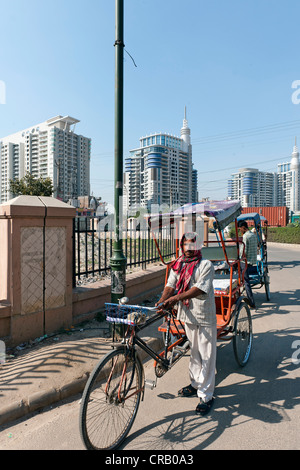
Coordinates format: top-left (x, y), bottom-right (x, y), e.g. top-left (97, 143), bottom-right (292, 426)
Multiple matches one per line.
top-left (181, 232), bottom-right (200, 258)
top-left (238, 220), bottom-right (249, 235)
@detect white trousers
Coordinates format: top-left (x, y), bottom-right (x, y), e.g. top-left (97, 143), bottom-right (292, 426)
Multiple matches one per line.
top-left (185, 323), bottom-right (217, 403)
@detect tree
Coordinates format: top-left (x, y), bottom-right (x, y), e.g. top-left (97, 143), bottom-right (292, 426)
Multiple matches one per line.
top-left (9, 172), bottom-right (53, 197)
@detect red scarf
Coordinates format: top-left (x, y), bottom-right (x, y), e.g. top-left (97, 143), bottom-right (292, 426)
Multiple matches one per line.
top-left (172, 249), bottom-right (202, 307)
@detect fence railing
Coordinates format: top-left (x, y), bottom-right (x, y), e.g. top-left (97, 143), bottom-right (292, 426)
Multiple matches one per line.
top-left (72, 217), bottom-right (176, 286)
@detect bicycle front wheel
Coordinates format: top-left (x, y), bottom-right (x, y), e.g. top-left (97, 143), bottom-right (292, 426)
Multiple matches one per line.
top-left (79, 348), bottom-right (143, 450)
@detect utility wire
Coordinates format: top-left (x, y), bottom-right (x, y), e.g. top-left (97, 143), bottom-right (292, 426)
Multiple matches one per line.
top-left (91, 120), bottom-right (300, 161)
top-left (197, 156), bottom-right (290, 175)
top-left (192, 119), bottom-right (300, 145)
top-left (125, 49), bottom-right (137, 67)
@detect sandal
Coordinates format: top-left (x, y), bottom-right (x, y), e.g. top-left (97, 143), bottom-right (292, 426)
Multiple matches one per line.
top-left (178, 384), bottom-right (197, 397)
top-left (195, 398), bottom-right (214, 416)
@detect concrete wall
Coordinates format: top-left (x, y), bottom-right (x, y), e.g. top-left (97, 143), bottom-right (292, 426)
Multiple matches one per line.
top-left (0, 196), bottom-right (75, 346)
top-left (72, 264), bottom-right (166, 325)
top-left (0, 196), bottom-right (167, 347)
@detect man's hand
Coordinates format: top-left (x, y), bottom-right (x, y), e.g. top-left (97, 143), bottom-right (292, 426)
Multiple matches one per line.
top-left (160, 295), bottom-right (179, 310)
top-left (155, 296), bottom-right (178, 313)
top-left (155, 286), bottom-right (175, 311)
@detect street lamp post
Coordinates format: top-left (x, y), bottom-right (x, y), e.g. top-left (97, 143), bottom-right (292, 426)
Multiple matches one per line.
top-left (110, 0), bottom-right (127, 303)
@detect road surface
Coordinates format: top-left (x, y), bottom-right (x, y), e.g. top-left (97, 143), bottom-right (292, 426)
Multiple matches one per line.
top-left (0, 243), bottom-right (299, 451)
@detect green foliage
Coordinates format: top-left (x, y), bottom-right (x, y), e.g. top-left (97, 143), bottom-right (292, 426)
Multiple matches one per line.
top-left (268, 226), bottom-right (300, 244)
top-left (227, 222), bottom-right (237, 238)
top-left (9, 172), bottom-right (53, 197)
top-left (225, 221), bottom-right (300, 244)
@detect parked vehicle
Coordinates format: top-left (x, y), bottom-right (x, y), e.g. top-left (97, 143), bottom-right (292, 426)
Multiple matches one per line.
top-left (237, 212), bottom-right (270, 301)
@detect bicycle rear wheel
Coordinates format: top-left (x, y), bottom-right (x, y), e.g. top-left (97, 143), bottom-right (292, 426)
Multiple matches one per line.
top-left (79, 348), bottom-right (143, 450)
top-left (232, 300), bottom-right (253, 367)
top-left (263, 269), bottom-right (271, 301)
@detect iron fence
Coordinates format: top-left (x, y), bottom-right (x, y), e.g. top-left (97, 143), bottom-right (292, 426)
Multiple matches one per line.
top-left (72, 217), bottom-right (176, 286)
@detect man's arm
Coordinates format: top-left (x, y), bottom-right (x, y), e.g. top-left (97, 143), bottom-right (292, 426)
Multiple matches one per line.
top-left (160, 286), bottom-right (204, 310)
top-left (156, 286), bottom-right (175, 307)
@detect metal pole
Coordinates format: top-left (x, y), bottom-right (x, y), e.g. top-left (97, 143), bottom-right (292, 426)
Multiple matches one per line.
top-left (110, 0), bottom-right (127, 303)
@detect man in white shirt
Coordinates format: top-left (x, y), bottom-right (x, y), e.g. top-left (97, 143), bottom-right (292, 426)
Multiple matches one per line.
top-left (156, 232), bottom-right (216, 415)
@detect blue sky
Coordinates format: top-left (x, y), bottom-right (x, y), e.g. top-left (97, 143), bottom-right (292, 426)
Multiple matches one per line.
top-left (1, 0), bottom-right (300, 205)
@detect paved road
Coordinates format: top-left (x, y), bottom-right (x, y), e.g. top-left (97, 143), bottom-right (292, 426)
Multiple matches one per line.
top-left (0, 243), bottom-right (299, 451)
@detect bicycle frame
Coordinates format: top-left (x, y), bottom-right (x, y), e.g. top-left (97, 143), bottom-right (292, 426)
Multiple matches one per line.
top-left (109, 307), bottom-right (187, 401)
top-left (121, 308), bottom-right (181, 366)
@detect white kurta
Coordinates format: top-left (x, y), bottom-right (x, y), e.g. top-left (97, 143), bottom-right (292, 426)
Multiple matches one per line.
top-left (166, 258), bottom-right (216, 326)
top-left (166, 258), bottom-right (217, 402)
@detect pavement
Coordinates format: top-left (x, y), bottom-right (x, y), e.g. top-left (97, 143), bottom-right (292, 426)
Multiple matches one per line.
top-left (0, 315), bottom-right (163, 427)
top-left (2, 242), bottom-right (299, 430)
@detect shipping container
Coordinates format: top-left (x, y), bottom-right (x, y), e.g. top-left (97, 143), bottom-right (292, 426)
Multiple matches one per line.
top-left (241, 206), bottom-right (289, 227)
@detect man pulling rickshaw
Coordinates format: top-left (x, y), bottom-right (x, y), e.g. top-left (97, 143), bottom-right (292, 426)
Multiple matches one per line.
top-left (156, 231), bottom-right (216, 415)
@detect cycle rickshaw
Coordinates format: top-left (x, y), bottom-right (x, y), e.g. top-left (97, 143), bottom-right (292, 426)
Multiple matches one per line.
top-left (148, 200), bottom-right (253, 368)
top-left (237, 212), bottom-right (270, 301)
top-left (79, 200), bottom-right (253, 450)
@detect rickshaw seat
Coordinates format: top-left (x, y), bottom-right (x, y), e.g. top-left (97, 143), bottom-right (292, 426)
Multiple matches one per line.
top-left (214, 273), bottom-right (239, 280)
top-left (158, 318), bottom-right (185, 336)
top-left (202, 245), bottom-right (239, 262)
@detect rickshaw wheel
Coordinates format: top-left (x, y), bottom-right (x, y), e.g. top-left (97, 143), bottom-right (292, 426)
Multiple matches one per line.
top-left (233, 300), bottom-right (253, 367)
top-left (264, 271), bottom-right (270, 301)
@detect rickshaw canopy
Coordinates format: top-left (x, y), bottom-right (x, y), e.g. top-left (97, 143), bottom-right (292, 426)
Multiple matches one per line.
top-left (237, 213), bottom-right (267, 225)
top-left (147, 200), bottom-right (242, 232)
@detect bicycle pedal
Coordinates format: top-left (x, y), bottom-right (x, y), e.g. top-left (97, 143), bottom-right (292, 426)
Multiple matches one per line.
top-left (175, 340), bottom-right (189, 353)
top-left (172, 349), bottom-right (182, 357)
top-left (145, 379), bottom-right (157, 390)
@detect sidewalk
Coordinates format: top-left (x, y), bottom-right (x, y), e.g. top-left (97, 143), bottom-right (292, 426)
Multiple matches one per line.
top-left (0, 317), bottom-right (163, 427)
top-left (3, 242), bottom-right (297, 429)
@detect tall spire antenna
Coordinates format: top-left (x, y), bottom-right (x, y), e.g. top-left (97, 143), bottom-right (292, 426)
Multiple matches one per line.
top-left (181, 105), bottom-right (191, 144)
top-left (182, 106), bottom-right (188, 128)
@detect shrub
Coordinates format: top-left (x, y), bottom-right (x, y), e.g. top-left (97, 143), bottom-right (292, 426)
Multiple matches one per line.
top-left (268, 226), bottom-right (300, 244)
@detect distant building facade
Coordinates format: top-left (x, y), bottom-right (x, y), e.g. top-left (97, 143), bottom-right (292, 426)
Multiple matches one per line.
top-left (228, 168), bottom-right (277, 207)
top-left (228, 141), bottom-right (300, 215)
top-left (0, 115), bottom-right (91, 203)
top-left (277, 142), bottom-right (300, 214)
top-left (124, 110), bottom-right (198, 211)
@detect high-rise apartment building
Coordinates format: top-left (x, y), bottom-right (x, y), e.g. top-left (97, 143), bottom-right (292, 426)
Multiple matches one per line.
top-left (228, 141), bottom-right (300, 214)
top-left (192, 165), bottom-right (199, 204)
top-left (0, 115), bottom-right (91, 203)
top-left (124, 110), bottom-right (197, 211)
top-left (228, 168), bottom-right (277, 207)
top-left (277, 142), bottom-right (300, 213)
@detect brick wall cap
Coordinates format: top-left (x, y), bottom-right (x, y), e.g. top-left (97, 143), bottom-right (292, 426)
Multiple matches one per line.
top-left (0, 196), bottom-right (76, 218)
